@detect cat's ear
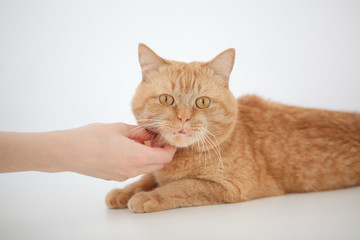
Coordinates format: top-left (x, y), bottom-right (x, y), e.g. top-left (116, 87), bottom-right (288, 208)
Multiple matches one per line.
top-left (138, 43), bottom-right (166, 74)
top-left (206, 48), bottom-right (235, 87)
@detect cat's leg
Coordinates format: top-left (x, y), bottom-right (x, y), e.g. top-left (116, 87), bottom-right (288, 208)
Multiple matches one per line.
top-left (106, 174), bottom-right (157, 209)
top-left (127, 178), bottom-right (225, 213)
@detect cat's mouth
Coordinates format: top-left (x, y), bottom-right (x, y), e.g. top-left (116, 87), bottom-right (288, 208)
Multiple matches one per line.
top-left (173, 129), bottom-right (191, 137)
top-left (144, 127), bottom-right (193, 148)
top-left (151, 128), bottom-right (194, 148)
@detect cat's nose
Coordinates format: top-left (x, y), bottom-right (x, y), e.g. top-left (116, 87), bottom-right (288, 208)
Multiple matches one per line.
top-left (177, 114), bottom-right (190, 124)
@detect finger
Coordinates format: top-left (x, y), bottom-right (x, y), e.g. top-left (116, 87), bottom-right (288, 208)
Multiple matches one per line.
top-left (121, 124), bottom-right (154, 142)
top-left (138, 164), bottom-right (166, 175)
top-left (129, 128), bottom-right (154, 142)
top-left (150, 140), bottom-right (161, 147)
top-left (138, 144), bottom-right (177, 164)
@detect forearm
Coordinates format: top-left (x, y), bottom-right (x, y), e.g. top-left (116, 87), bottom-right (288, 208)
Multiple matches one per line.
top-left (0, 131), bottom-right (68, 173)
top-left (0, 123), bottom-right (176, 181)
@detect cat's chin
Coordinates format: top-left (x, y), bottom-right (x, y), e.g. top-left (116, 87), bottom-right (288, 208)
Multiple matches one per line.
top-left (160, 132), bottom-right (195, 148)
top-left (170, 137), bottom-right (194, 148)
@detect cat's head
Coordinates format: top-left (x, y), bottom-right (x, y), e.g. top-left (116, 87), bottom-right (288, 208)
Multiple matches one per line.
top-left (132, 44), bottom-right (238, 149)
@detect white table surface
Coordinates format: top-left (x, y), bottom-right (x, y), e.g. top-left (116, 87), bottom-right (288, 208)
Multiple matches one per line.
top-left (1, 172), bottom-right (359, 240)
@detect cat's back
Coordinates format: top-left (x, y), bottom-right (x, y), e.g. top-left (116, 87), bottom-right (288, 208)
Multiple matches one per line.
top-left (237, 95), bottom-right (360, 137)
top-left (235, 95), bottom-right (360, 192)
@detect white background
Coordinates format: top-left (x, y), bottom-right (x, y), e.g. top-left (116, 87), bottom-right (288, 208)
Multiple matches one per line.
top-left (0, 0), bottom-right (359, 239)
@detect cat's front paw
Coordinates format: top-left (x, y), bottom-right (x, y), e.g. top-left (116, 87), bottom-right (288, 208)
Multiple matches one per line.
top-left (105, 189), bottom-right (132, 209)
top-left (128, 192), bottom-right (161, 213)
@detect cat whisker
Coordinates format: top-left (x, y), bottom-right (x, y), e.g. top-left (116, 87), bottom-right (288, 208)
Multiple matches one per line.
top-left (195, 132), bottom-right (202, 167)
top-left (127, 125), bottom-right (152, 139)
top-left (128, 123), bottom-right (158, 136)
top-left (193, 132), bottom-right (205, 175)
top-left (128, 119), bottom-right (166, 140)
top-left (195, 132), bottom-right (208, 174)
top-left (195, 128), bottom-right (225, 178)
top-left (201, 131), bottom-right (224, 177)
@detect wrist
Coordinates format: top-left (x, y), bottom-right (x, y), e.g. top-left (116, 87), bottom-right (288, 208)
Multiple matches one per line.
top-left (37, 130), bottom-right (75, 173)
top-left (22, 131), bottom-right (67, 173)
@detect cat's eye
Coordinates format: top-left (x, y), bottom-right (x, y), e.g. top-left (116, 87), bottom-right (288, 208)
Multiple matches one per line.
top-left (159, 94), bottom-right (174, 106)
top-left (196, 96), bottom-right (211, 109)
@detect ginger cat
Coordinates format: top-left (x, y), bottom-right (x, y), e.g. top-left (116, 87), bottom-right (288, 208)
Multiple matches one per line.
top-left (106, 44), bottom-right (360, 213)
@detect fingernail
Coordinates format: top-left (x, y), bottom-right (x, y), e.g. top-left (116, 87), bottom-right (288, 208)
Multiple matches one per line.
top-left (144, 140), bottom-right (151, 147)
top-left (150, 140), bottom-right (161, 148)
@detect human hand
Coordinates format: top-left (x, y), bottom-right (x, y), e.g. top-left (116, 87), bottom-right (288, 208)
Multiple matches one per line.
top-left (59, 123), bottom-right (177, 181)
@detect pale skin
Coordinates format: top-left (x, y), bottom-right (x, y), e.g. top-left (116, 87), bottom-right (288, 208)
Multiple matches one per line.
top-left (0, 123), bottom-right (176, 181)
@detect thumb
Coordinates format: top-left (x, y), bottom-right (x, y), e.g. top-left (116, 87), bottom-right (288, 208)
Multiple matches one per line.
top-left (122, 124), bottom-right (154, 142)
